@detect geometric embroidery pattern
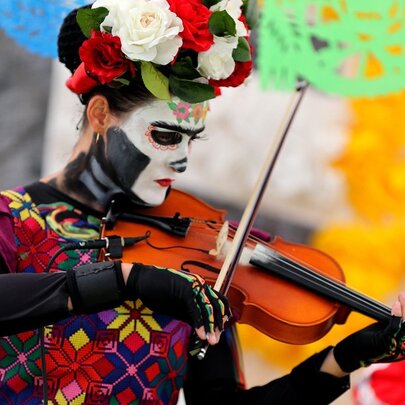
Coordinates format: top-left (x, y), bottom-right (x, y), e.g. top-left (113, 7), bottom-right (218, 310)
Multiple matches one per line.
top-left (0, 187), bottom-right (192, 404)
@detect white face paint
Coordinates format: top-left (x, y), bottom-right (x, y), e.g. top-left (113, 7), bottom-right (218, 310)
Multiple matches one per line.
top-left (117, 98), bottom-right (209, 206)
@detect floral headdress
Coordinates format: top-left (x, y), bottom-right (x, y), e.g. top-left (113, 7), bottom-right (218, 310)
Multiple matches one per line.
top-left (66, 0), bottom-right (253, 103)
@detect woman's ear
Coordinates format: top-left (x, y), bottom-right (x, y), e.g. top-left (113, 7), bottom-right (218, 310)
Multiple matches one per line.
top-left (86, 95), bottom-right (113, 133)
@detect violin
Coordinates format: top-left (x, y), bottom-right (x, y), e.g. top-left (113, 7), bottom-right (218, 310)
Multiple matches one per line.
top-left (98, 188), bottom-right (392, 345)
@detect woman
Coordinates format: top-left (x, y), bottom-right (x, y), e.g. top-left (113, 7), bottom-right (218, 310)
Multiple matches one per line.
top-left (0, 1), bottom-right (405, 404)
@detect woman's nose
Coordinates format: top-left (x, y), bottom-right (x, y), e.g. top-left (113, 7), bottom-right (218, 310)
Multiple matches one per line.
top-left (169, 157), bottom-right (188, 173)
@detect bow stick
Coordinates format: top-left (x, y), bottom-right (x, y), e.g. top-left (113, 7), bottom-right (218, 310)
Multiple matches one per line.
top-left (191, 80), bottom-right (309, 359)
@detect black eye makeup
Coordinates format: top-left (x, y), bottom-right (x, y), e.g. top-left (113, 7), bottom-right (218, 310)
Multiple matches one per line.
top-left (152, 121), bottom-right (206, 145)
top-left (151, 129), bottom-right (183, 146)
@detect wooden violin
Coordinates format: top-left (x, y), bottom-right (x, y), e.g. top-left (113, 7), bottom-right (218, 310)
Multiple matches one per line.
top-left (98, 188), bottom-right (391, 345)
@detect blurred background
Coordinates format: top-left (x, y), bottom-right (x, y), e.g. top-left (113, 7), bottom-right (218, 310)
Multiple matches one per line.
top-left (2, 2), bottom-right (405, 404)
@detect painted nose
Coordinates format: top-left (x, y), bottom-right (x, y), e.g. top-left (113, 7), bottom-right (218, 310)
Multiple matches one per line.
top-left (169, 157), bottom-right (188, 173)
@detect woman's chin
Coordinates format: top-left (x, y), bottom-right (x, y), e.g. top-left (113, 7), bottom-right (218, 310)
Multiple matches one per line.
top-left (139, 191), bottom-right (167, 207)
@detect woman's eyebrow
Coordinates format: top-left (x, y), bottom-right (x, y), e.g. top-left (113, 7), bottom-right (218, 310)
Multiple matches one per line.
top-left (152, 121), bottom-right (205, 137)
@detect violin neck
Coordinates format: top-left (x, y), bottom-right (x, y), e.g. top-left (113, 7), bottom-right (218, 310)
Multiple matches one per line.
top-left (250, 244), bottom-right (392, 323)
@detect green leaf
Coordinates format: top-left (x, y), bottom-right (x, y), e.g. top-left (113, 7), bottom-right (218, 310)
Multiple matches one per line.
top-left (203, 0), bottom-right (222, 7)
top-left (141, 61), bottom-right (171, 100)
top-left (113, 77), bottom-right (130, 86)
top-left (232, 37), bottom-right (251, 62)
top-left (169, 75), bottom-right (216, 103)
top-left (171, 57), bottom-right (201, 80)
top-left (209, 10), bottom-right (236, 37)
top-left (77, 7), bottom-right (109, 38)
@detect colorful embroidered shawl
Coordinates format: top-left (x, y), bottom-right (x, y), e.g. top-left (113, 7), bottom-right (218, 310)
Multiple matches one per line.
top-left (0, 187), bottom-right (191, 404)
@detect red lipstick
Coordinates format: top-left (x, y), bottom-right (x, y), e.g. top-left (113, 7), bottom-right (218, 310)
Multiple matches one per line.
top-left (155, 179), bottom-right (173, 187)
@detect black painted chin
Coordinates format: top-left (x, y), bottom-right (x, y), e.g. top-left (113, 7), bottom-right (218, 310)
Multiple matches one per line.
top-left (104, 126), bottom-right (166, 208)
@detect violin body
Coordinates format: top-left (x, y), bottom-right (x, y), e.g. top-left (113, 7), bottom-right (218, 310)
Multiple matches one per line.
top-left (101, 189), bottom-right (356, 345)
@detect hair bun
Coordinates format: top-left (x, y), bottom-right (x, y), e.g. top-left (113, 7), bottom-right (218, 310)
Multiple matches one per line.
top-left (57, 5), bottom-right (91, 73)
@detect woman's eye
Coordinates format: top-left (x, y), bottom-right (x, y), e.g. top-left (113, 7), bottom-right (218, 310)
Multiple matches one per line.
top-left (151, 130), bottom-right (183, 146)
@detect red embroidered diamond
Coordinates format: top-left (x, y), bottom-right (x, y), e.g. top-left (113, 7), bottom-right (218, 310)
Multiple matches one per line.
top-left (93, 357), bottom-right (115, 378)
top-left (7, 374), bottom-right (29, 393)
top-left (145, 363), bottom-right (160, 382)
top-left (173, 339), bottom-right (184, 360)
top-left (116, 386), bottom-right (137, 404)
top-left (123, 331), bottom-right (145, 352)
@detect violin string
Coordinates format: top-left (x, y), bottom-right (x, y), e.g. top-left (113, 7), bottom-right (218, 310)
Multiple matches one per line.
top-left (275, 257), bottom-right (391, 319)
top-left (271, 259), bottom-right (391, 321)
top-left (204, 222), bottom-right (366, 308)
top-left (275, 254), bottom-right (390, 315)
top-left (259, 246), bottom-right (390, 313)
top-left (263, 250), bottom-right (391, 320)
top-left (206, 221), bottom-right (387, 316)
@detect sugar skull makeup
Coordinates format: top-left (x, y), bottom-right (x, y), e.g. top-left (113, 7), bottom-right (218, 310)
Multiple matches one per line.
top-left (107, 98), bottom-right (209, 206)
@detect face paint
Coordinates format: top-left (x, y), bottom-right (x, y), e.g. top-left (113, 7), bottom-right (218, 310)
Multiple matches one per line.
top-left (63, 131), bottom-right (150, 209)
top-left (167, 99), bottom-right (209, 125)
top-left (111, 98), bottom-right (208, 206)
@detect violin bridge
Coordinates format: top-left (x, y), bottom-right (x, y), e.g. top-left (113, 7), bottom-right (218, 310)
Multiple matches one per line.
top-left (209, 220), bottom-right (229, 258)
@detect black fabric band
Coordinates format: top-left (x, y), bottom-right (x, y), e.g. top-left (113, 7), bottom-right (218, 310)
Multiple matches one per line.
top-left (66, 261), bottom-right (126, 314)
top-left (290, 346), bottom-right (350, 404)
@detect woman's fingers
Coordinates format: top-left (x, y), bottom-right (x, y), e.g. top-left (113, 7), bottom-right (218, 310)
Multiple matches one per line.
top-left (391, 292), bottom-right (405, 319)
top-left (194, 326), bottom-right (219, 345)
top-left (392, 300), bottom-right (402, 317)
top-left (193, 286), bottom-right (231, 345)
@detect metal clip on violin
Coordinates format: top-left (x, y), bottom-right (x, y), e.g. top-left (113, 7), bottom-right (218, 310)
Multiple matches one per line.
top-left (97, 82), bottom-right (391, 359)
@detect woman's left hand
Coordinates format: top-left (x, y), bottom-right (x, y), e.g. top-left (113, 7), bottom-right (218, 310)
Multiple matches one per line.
top-left (333, 292), bottom-right (405, 373)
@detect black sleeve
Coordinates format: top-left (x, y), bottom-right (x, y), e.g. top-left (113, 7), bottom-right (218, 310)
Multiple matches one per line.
top-left (0, 272), bottom-right (71, 336)
top-left (184, 331), bottom-right (350, 405)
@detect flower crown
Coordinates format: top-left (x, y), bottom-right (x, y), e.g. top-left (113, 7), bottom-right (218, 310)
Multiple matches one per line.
top-left (66, 0), bottom-right (253, 103)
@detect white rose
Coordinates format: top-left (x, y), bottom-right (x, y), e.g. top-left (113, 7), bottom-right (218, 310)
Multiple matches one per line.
top-left (94, 0), bottom-right (183, 65)
top-left (210, 0), bottom-right (247, 37)
top-left (197, 36), bottom-right (238, 80)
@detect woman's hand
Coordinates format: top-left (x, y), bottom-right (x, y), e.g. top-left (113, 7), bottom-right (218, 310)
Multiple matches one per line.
top-left (332, 292), bottom-right (405, 373)
top-left (123, 262), bottom-right (231, 345)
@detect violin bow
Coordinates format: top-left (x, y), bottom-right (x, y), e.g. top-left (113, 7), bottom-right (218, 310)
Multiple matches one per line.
top-left (191, 81), bottom-right (309, 359)
top-left (215, 80), bottom-right (309, 295)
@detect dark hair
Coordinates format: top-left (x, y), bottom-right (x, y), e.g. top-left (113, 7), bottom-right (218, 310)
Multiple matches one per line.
top-left (57, 6), bottom-right (155, 119)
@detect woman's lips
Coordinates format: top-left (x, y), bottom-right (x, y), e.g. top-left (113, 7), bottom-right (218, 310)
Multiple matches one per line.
top-left (155, 179), bottom-right (174, 187)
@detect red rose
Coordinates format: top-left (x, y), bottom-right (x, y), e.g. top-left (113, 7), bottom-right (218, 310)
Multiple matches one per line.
top-left (167, 0), bottom-right (213, 52)
top-left (79, 30), bottom-right (135, 85)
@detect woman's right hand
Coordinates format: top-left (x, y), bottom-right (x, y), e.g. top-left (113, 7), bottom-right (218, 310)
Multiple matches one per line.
top-left (122, 262), bottom-right (231, 345)
top-left (333, 292), bottom-right (405, 373)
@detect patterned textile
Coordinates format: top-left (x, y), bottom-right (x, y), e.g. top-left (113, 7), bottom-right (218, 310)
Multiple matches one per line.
top-left (0, 187), bottom-right (191, 404)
